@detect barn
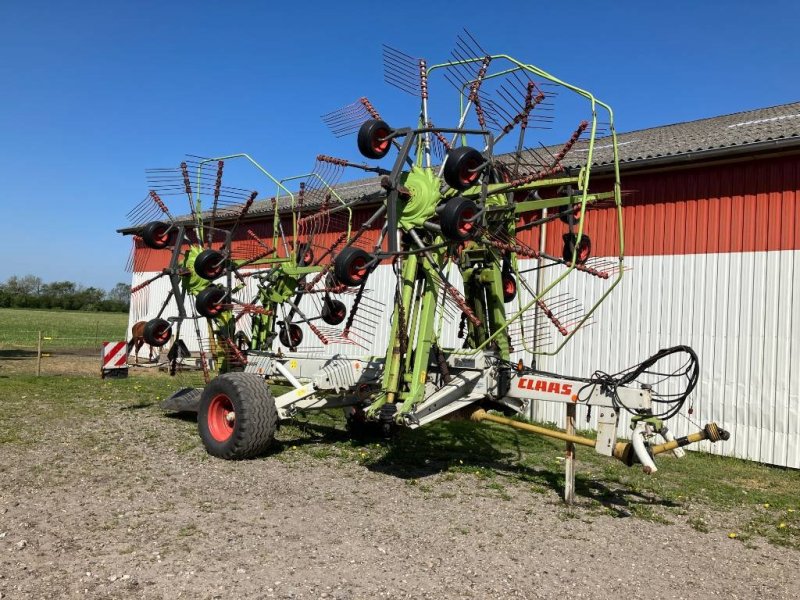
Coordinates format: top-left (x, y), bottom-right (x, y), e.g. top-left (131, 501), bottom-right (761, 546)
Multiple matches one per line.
top-left (123, 101), bottom-right (800, 468)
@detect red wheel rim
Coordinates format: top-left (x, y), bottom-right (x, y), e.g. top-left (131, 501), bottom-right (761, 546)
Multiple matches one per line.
top-left (207, 394), bottom-right (235, 442)
top-left (349, 257), bottom-right (368, 282)
top-left (578, 241), bottom-right (590, 262)
top-left (154, 227), bottom-right (168, 244)
top-left (205, 264), bottom-right (223, 278)
top-left (154, 323), bottom-right (170, 343)
top-left (503, 277), bottom-right (516, 296)
top-left (458, 209), bottom-right (475, 236)
top-left (459, 158), bottom-right (481, 186)
top-left (372, 128), bottom-right (390, 153)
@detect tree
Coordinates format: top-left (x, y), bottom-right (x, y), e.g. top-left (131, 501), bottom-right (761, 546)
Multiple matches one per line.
top-left (107, 282), bottom-right (131, 305)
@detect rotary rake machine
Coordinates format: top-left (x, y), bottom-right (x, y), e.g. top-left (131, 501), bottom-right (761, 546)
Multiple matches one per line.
top-left (124, 33), bottom-right (728, 490)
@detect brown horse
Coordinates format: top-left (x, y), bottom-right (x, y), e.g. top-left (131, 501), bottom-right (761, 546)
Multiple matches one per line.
top-left (127, 320), bottom-right (155, 364)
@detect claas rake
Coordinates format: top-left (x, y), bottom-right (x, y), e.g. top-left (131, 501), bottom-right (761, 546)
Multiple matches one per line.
top-left (122, 32), bottom-right (728, 493)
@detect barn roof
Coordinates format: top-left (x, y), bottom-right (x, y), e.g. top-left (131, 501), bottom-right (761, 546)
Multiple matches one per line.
top-left (249, 101), bottom-right (800, 215)
top-left (119, 101), bottom-right (800, 232)
top-left (568, 100), bottom-right (800, 168)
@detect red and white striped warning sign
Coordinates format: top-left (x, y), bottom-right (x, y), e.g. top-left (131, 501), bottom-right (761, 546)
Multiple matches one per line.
top-left (102, 341), bottom-right (128, 369)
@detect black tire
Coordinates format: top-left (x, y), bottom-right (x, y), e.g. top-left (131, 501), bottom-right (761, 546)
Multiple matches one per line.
top-left (443, 146), bottom-right (484, 190)
top-left (143, 318), bottom-right (171, 347)
top-left (141, 221), bottom-right (173, 250)
top-left (502, 273), bottom-right (517, 303)
top-left (357, 119), bottom-right (392, 160)
top-left (562, 233), bottom-right (591, 264)
top-left (198, 372), bottom-right (278, 459)
top-left (440, 197), bottom-right (479, 241)
top-left (559, 203), bottom-right (581, 225)
top-left (321, 298), bottom-right (347, 325)
top-left (279, 323), bottom-right (303, 348)
top-left (296, 243), bottom-right (314, 267)
top-left (194, 249), bottom-right (226, 280)
top-left (334, 247), bottom-right (373, 287)
top-left (196, 286), bottom-right (227, 318)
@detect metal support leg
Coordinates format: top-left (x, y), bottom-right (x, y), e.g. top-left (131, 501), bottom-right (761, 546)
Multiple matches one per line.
top-left (564, 403), bottom-right (576, 504)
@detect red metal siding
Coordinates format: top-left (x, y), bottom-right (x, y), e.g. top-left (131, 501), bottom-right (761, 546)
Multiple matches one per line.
top-left (133, 155), bottom-right (800, 271)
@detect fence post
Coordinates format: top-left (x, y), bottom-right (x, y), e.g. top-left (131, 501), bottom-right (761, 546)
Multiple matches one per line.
top-left (36, 331), bottom-right (43, 376)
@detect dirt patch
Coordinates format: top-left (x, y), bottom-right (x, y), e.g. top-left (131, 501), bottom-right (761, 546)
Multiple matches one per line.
top-left (1, 371), bottom-right (799, 599)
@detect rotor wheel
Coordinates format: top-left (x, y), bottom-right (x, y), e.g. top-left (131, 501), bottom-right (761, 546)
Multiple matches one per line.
top-left (321, 298), bottom-right (347, 325)
top-left (195, 286), bottom-right (227, 318)
top-left (562, 233), bottom-right (592, 265)
top-left (334, 247), bottom-right (373, 287)
top-left (502, 273), bottom-right (517, 303)
top-left (440, 197), bottom-right (479, 241)
top-left (143, 318), bottom-right (171, 347)
top-left (194, 249), bottom-right (226, 280)
top-left (279, 323), bottom-right (303, 349)
top-left (141, 221), bottom-right (173, 250)
top-left (357, 119), bottom-right (393, 160)
top-left (198, 372), bottom-right (278, 460)
top-left (443, 146), bottom-right (484, 190)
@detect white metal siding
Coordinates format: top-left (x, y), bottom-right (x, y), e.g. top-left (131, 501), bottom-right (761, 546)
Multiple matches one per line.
top-left (130, 248), bottom-right (800, 468)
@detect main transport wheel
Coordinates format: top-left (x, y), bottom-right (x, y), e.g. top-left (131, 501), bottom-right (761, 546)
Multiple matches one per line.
top-left (143, 318), bottom-right (172, 347)
top-left (194, 249), bottom-right (226, 280)
top-left (562, 233), bottom-right (592, 265)
top-left (141, 221), bottom-right (172, 250)
top-left (198, 372), bottom-right (278, 459)
top-left (357, 119), bottom-right (393, 160)
top-left (440, 197), bottom-right (479, 241)
top-left (321, 298), bottom-right (347, 325)
top-left (195, 286), bottom-right (227, 318)
top-left (443, 146), bottom-right (484, 190)
top-left (334, 247), bottom-right (373, 287)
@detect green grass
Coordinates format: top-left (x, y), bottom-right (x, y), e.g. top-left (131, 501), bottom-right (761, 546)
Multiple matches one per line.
top-left (0, 307), bottom-right (128, 349)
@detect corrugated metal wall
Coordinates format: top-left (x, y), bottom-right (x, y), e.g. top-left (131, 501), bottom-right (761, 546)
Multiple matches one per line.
top-left (129, 154), bottom-right (800, 468)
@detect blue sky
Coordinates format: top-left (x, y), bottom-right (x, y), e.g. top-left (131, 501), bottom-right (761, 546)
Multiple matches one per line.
top-left (0, 0), bottom-right (797, 290)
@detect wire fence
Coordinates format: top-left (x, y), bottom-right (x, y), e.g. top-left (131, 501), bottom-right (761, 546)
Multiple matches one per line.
top-left (0, 331), bottom-right (129, 376)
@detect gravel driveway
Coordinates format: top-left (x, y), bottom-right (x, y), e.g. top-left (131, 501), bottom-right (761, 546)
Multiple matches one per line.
top-left (0, 362), bottom-right (798, 599)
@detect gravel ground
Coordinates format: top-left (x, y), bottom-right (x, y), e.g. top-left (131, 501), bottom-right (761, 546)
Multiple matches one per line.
top-left (1, 359), bottom-right (798, 599)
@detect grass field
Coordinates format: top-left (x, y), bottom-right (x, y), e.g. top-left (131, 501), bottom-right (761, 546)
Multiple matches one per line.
top-left (0, 307), bottom-right (128, 349)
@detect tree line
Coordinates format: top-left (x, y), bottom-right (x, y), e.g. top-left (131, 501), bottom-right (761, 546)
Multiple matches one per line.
top-left (0, 275), bottom-right (130, 312)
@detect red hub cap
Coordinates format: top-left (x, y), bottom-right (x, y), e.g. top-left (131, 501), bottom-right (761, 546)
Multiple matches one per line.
top-left (372, 128), bottom-right (390, 153)
top-left (458, 209), bottom-right (475, 236)
top-left (459, 159), bottom-right (481, 186)
top-left (154, 324), bottom-right (170, 343)
top-left (349, 257), bottom-right (368, 281)
top-left (207, 394), bottom-right (235, 442)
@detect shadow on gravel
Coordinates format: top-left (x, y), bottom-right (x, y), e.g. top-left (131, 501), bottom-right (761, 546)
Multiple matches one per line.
top-left (163, 411), bottom-right (198, 422)
top-left (211, 415), bottom-right (678, 512)
top-left (121, 401), bottom-right (157, 410)
top-left (0, 349), bottom-right (38, 359)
